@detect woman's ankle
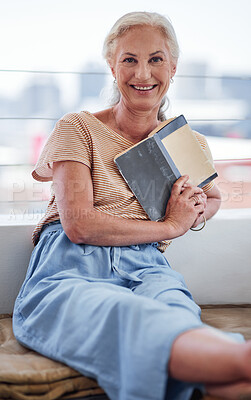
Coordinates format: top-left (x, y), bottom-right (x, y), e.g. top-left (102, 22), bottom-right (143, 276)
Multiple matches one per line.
top-left (206, 380), bottom-right (251, 399)
top-left (169, 327), bottom-right (247, 383)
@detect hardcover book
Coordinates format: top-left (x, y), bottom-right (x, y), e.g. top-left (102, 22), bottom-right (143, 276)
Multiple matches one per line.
top-left (114, 115), bottom-right (218, 221)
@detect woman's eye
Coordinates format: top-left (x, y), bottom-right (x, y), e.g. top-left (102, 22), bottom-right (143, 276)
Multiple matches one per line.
top-left (123, 57), bottom-right (136, 63)
top-left (150, 56), bottom-right (163, 63)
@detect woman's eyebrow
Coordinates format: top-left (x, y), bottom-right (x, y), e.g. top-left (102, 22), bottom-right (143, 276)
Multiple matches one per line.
top-left (121, 50), bottom-right (165, 57)
top-left (149, 50), bottom-right (164, 56)
top-left (122, 52), bottom-right (137, 57)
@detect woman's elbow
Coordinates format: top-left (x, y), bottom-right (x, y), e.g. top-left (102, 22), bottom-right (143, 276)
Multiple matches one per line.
top-left (63, 220), bottom-right (90, 244)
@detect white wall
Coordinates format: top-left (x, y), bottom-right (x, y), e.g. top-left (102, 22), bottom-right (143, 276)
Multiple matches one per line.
top-left (166, 208), bottom-right (251, 304)
top-left (0, 216), bottom-right (36, 314)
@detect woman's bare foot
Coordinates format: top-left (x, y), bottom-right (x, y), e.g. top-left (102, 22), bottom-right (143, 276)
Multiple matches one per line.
top-left (205, 342), bottom-right (251, 399)
top-left (206, 381), bottom-right (251, 399)
top-left (169, 327), bottom-right (251, 384)
top-left (244, 341), bottom-right (251, 380)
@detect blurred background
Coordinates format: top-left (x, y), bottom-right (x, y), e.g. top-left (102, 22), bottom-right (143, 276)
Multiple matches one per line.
top-left (0, 0), bottom-right (250, 217)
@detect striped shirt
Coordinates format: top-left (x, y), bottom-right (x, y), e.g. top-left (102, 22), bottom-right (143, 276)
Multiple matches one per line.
top-left (32, 111), bottom-right (214, 250)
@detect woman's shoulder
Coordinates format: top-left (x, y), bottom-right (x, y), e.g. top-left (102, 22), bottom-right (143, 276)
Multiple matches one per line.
top-left (92, 108), bottom-right (111, 124)
top-left (54, 110), bottom-right (106, 137)
top-left (58, 110), bottom-right (93, 126)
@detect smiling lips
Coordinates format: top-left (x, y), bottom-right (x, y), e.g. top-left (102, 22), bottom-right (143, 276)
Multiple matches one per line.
top-left (131, 84), bottom-right (157, 91)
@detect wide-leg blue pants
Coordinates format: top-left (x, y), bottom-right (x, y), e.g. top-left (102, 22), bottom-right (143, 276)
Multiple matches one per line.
top-left (12, 222), bottom-right (241, 400)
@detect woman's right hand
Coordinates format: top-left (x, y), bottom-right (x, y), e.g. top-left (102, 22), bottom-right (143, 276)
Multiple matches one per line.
top-left (163, 175), bottom-right (205, 238)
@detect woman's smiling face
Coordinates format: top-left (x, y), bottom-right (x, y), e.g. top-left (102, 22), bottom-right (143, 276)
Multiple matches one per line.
top-left (110, 25), bottom-right (177, 113)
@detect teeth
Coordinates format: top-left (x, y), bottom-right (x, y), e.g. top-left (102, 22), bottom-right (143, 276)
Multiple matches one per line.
top-left (133, 85), bottom-right (154, 91)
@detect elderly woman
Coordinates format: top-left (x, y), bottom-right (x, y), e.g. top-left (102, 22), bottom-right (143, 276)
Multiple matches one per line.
top-left (13, 11), bottom-right (251, 400)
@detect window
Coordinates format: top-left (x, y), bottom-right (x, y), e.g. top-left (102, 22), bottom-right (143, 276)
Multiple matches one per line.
top-left (0, 0), bottom-right (250, 217)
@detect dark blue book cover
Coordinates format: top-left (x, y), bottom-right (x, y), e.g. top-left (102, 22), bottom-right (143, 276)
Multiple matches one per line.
top-left (114, 115), bottom-right (217, 221)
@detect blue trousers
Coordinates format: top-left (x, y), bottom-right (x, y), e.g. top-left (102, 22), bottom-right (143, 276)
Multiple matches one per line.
top-left (12, 222), bottom-right (226, 399)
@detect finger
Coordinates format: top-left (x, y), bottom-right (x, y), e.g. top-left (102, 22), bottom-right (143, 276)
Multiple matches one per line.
top-left (182, 185), bottom-right (203, 199)
top-left (181, 182), bottom-right (193, 192)
top-left (192, 194), bottom-right (204, 204)
top-left (182, 182), bottom-right (192, 189)
top-left (192, 211), bottom-right (206, 227)
top-left (198, 192), bottom-right (207, 206)
top-left (171, 175), bottom-right (190, 196)
top-left (194, 203), bottom-right (205, 214)
top-left (191, 195), bottom-right (199, 205)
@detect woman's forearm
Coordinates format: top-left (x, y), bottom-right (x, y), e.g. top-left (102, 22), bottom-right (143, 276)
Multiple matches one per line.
top-left (53, 162), bottom-right (206, 246)
top-left (59, 182), bottom-right (206, 247)
top-left (62, 208), bottom-right (175, 246)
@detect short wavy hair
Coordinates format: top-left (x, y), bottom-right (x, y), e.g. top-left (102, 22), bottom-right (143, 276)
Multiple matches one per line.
top-left (102, 11), bottom-right (180, 121)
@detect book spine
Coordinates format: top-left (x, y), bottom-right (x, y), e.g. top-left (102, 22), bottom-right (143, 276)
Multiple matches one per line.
top-left (198, 172), bottom-right (218, 188)
top-left (154, 135), bottom-right (181, 181)
top-left (156, 115), bottom-right (187, 140)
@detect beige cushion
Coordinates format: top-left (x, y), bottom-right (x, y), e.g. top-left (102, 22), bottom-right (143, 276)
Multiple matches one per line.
top-left (0, 316), bottom-right (105, 399)
top-left (1, 307), bottom-right (250, 399)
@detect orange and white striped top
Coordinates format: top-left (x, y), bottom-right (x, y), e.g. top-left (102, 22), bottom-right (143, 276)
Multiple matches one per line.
top-left (32, 111), bottom-right (214, 250)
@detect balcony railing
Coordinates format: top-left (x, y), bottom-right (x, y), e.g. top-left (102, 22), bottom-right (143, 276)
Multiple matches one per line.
top-left (0, 69), bottom-right (250, 215)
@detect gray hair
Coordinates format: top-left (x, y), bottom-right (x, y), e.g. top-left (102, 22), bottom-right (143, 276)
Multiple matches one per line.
top-left (102, 11), bottom-right (179, 121)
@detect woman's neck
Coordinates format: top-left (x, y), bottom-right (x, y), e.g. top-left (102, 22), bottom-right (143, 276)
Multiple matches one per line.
top-left (111, 103), bottom-right (161, 143)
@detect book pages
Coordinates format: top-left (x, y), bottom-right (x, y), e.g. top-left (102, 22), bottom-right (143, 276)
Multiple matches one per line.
top-left (161, 124), bottom-right (215, 186)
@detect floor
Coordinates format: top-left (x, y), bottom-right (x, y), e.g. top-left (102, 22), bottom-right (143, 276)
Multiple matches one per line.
top-left (201, 304), bottom-right (251, 340)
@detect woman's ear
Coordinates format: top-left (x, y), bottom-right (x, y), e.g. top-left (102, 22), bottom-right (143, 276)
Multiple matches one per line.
top-left (171, 63), bottom-right (177, 78)
top-left (109, 62), bottom-right (116, 79)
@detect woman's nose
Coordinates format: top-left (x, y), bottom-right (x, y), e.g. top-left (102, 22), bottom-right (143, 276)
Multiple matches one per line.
top-left (134, 62), bottom-right (151, 80)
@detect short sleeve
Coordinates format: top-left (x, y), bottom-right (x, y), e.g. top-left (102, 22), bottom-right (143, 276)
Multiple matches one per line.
top-left (193, 130), bottom-right (215, 194)
top-left (32, 113), bottom-right (93, 182)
